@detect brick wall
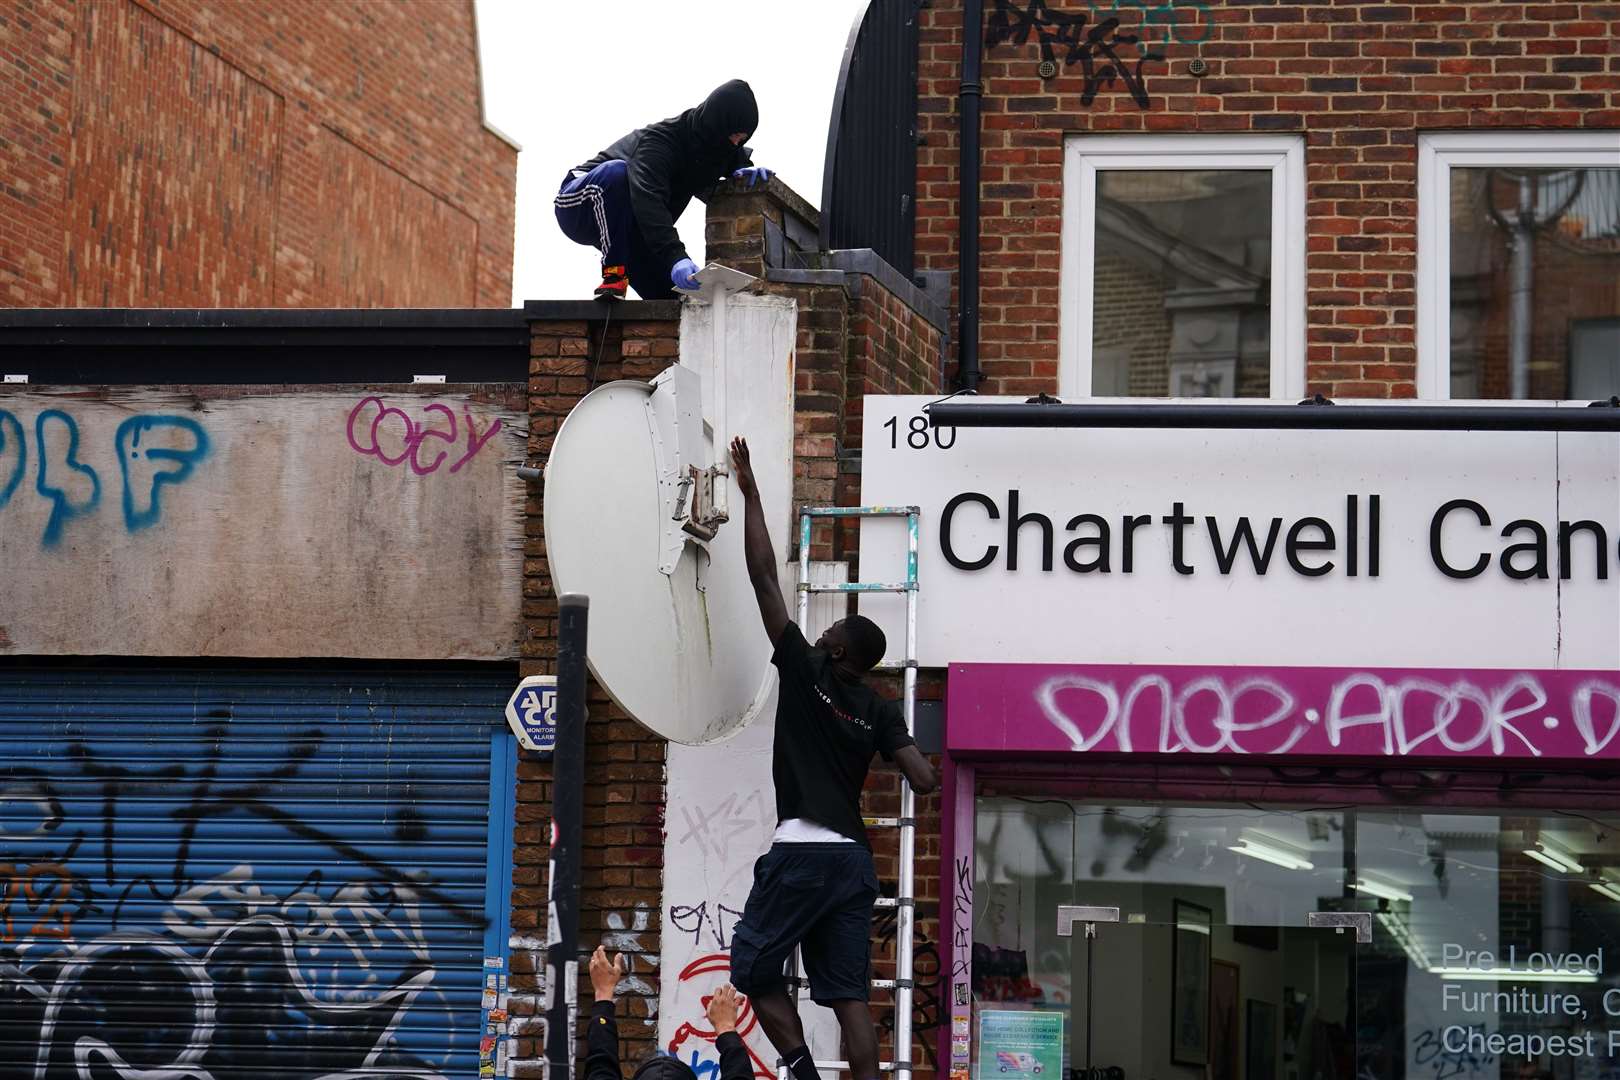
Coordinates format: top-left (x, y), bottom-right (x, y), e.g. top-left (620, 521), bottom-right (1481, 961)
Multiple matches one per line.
top-left (915, 0), bottom-right (1620, 397)
top-left (518, 183), bottom-right (950, 1079)
top-left (707, 179), bottom-right (950, 1080)
top-left (513, 305), bottom-right (683, 1074)
top-left (0, 0), bottom-right (516, 308)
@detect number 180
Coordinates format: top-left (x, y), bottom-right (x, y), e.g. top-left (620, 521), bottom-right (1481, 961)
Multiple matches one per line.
top-left (883, 414), bottom-right (956, 451)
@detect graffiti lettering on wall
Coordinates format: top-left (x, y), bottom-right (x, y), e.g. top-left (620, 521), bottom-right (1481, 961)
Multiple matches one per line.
top-left (873, 907), bottom-right (943, 1067)
top-left (666, 952), bottom-right (777, 1080)
top-left (0, 713), bottom-right (486, 1078)
top-left (0, 408), bottom-right (209, 547)
top-left (346, 396), bottom-right (504, 477)
top-left (670, 900), bottom-right (746, 951)
top-left (1412, 1024), bottom-right (1496, 1080)
top-left (987, 0), bottom-right (1197, 109)
top-left (1031, 671), bottom-right (1620, 758)
top-left (674, 790), bottom-right (774, 860)
top-left (607, 904), bottom-right (661, 1017)
top-left (951, 856), bottom-right (973, 979)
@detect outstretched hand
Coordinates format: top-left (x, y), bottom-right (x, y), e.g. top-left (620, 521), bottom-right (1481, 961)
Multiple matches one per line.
top-left (706, 983), bottom-right (740, 1035)
top-left (730, 437), bottom-right (758, 500)
top-left (590, 944), bottom-right (627, 1002)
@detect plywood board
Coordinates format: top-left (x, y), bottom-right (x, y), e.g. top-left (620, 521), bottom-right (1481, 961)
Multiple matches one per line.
top-left (0, 386), bottom-right (526, 659)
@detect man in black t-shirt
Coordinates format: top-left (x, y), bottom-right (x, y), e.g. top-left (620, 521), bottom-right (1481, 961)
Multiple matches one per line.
top-left (724, 436), bottom-right (939, 1080)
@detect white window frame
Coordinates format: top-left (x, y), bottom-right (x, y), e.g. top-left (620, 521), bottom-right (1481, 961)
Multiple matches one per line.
top-left (1416, 130), bottom-right (1620, 400)
top-left (1060, 134), bottom-right (1307, 401)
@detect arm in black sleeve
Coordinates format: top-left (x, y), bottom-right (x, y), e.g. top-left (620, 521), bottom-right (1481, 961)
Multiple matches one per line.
top-left (716, 1030), bottom-right (753, 1080)
top-left (584, 1000), bottom-right (623, 1080)
top-left (626, 132), bottom-right (690, 267)
top-left (694, 145), bottom-right (754, 204)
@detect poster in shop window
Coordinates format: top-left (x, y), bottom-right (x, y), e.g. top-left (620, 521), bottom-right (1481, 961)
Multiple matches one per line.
top-left (1171, 900), bottom-right (1212, 1065)
top-left (976, 1009), bottom-right (1064, 1080)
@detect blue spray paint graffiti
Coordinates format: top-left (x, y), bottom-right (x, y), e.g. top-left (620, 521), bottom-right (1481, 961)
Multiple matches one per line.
top-left (33, 411), bottom-right (102, 549)
top-left (0, 673), bottom-right (503, 1079)
top-left (0, 407), bottom-right (210, 547)
top-left (115, 415), bottom-right (210, 532)
top-left (0, 409), bottom-right (24, 508)
top-left (1099, 0), bottom-right (1213, 46)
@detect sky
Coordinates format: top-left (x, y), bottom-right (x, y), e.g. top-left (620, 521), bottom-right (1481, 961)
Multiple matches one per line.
top-left (474, 0), bottom-right (870, 306)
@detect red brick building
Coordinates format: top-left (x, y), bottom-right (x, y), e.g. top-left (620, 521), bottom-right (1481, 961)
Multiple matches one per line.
top-left (0, 0), bottom-right (517, 308)
top-left (912, 0), bottom-right (1619, 400)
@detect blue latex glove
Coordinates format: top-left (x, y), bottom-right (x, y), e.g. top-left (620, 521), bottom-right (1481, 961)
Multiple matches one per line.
top-left (671, 258), bottom-right (700, 291)
top-left (732, 166), bottom-right (772, 189)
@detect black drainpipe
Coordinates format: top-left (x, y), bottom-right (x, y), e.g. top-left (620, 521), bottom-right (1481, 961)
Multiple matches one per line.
top-left (957, 0), bottom-right (984, 391)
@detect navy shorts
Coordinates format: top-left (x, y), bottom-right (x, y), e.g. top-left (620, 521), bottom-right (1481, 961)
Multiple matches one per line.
top-left (729, 843), bottom-right (879, 1005)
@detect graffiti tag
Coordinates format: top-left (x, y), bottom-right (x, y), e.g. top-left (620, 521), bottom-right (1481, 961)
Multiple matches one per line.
top-left (987, 0), bottom-right (1167, 109)
top-left (345, 396), bottom-right (504, 476)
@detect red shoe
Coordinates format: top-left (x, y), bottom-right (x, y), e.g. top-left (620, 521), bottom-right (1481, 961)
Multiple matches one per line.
top-left (594, 265), bottom-right (627, 300)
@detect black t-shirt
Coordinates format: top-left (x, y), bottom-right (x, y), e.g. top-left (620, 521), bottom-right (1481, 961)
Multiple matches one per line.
top-left (770, 622), bottom-right (915, 846)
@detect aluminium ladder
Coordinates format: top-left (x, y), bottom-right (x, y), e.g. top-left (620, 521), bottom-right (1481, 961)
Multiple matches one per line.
top-left (786, 504), bottom-right (922, 1080)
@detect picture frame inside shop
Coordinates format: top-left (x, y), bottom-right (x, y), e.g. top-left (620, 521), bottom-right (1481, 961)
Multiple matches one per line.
top-left (1170, 899), bottom-right (1212, 1066)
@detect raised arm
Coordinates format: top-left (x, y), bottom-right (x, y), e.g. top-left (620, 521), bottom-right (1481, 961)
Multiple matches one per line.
top-left (584, 945), bottom-right (628, 1080)
top-left (894, 744), bottom-right (939, 795)
top-left (730, 436), bottom-right (789, 644)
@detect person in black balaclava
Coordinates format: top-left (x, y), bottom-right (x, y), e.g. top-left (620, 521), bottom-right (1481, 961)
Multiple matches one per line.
top-left (586, 943), bottom-right (750, 1080)
top-left (556, 79), bottom-right (772, 300)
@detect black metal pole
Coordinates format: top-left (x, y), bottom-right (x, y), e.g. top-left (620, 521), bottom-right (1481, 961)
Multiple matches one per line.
top-left (545, 593), bottom-right (589, 1080)
top-left (957, 0), bottom-right (984, 392)
top-left (927, 400), bottom-right (1620, 432)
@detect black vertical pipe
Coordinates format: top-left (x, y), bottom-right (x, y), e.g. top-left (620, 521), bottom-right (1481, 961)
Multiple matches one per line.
top-left (545, 594), bottom-right (589, 1080)
top-left (958, 0), bottom-right (984, 391)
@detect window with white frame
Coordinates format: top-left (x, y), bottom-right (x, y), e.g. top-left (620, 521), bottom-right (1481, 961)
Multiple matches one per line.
top-left (1060, 134), bottom-right (1305, 400)
top-left (1417, 131), bottom-right (1620, 400)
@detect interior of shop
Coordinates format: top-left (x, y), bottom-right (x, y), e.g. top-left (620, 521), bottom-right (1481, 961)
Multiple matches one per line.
top-left (970, 797), bottom-right (1620, 1080)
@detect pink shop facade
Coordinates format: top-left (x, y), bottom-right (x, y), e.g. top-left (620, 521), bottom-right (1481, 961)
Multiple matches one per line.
top-left (853, 397), bottom-right (1620, 1080)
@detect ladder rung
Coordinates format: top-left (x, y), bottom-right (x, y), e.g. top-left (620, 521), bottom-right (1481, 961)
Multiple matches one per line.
top-left (869, 660), bottom-right (919, 672)
top-left (797, 581), bottom-right (915, 593)
top-left (862, 816), bottom-right (916, 828)
top-left (870, 977), bottom-right (915, 990)
top-left (799, 506), bottom-right (919, 518)
top-left (873, 896), bottom-right (898, 908)
top-left (807, 1062), bottom-right (899, 1073)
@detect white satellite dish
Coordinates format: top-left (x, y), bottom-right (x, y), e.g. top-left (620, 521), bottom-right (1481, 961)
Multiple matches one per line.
top-left (543, 265), bottom-right (796, 745)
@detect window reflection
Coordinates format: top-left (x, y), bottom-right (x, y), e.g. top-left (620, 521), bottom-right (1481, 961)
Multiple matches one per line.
top-left (1449, 167), bottom-right (1620, 399)
top-left (971, 798), bottom-right (1620, 1080)
top-left (1091, 171), bottom-right (1273, 398)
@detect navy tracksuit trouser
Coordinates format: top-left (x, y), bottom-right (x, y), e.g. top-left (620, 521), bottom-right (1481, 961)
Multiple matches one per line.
top-left (553, 159), bottom-right (676, 300)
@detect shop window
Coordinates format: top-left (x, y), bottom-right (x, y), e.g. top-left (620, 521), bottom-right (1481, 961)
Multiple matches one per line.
top-left (1060, 135), bottom-right (1306, 400)
top-left (1417, 132), bottom-right (1620, 400)
top-left (971, 797), bottom-right (1620, 1080)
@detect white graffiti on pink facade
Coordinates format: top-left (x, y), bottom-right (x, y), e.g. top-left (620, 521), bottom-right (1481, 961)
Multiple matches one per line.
top-left (1032, 671), bottom-right (1620, 758)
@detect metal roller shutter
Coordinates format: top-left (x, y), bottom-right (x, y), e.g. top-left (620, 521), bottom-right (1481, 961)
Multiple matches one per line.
top-left (0, 667), bottom-right (516, 1080)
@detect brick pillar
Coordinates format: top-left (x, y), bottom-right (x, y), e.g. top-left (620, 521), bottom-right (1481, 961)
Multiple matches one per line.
top-left (703, 178), bottom-right (953, 1080)
top-left (513, 301), bottom-right (681, 1077)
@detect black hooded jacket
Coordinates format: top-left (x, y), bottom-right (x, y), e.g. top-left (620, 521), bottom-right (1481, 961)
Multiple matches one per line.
top-left (574, 79), bottom-right (759, 268)
top-left (586, 999), bottom-right (751, 1080)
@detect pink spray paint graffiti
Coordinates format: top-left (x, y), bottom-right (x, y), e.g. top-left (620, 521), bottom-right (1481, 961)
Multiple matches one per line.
top-left (345, 396), bottom-right (503, 476)
top-left (666, 953), bottom-right (776, 1080)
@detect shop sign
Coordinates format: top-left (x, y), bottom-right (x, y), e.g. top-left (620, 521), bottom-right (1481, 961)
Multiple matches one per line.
top-left (975, 1009), bottom-right (1064, 1080)
top-left (860, 396), bottom-right (1620, 670)
top-left (949, 662), bottom-right (1620, 760)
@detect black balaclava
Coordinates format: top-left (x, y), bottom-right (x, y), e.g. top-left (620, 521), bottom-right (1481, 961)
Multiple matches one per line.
top-left (691, 79), bottom-right (759, 148)
top-left (632, 1054), bottom-right (700, 1080)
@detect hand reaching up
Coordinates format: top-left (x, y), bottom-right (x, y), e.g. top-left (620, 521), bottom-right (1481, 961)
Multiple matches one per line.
top-left (706, 983), bottom-right (740, 1035)
top-left (590, 944), bottom-right (627, 1003)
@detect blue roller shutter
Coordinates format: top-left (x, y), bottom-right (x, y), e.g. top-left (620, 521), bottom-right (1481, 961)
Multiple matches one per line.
top-left (0, 667), bottom-right (516, 1080)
